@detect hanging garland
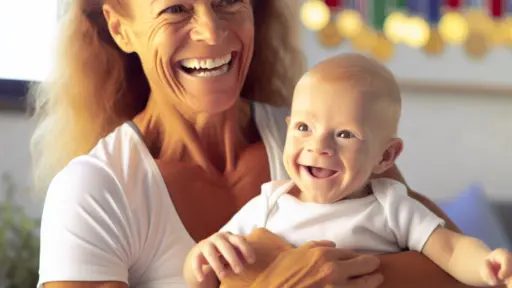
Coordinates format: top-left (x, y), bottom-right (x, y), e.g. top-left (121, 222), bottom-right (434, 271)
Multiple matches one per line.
top-left (300, 0), bottom-right (512, 61)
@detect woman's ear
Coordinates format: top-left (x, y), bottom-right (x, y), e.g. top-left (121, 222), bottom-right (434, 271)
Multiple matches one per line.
top-left (102, 4), bottom-right (135, 53)
top-left (373, 138), bottom-right (403, 175)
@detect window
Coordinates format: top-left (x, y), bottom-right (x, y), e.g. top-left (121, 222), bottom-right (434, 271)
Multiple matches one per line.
top-left (0, 0), bottom-right (60, 108)
top-left (0, 1), bottom-right (59, 82)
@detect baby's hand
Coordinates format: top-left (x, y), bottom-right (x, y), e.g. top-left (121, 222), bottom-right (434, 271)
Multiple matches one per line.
top-left (481, 248), bottom-right (512, 287)
top-left (189, 232), bottom-right (255, 282)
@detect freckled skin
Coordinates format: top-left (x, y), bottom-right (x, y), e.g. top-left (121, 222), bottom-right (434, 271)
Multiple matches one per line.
top-left (115, 0), bottom-right (255, 115)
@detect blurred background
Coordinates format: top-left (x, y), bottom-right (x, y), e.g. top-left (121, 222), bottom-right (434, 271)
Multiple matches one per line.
top-left (0, 0), bottom-right (511, 287)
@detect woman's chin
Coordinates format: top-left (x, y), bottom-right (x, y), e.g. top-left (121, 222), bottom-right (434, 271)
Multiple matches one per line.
top-left (175, 71), bottom-right (243, 113)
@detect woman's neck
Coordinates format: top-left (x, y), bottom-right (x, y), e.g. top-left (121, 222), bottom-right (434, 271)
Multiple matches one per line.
top-left (134, 94), bottom-right (252, 174)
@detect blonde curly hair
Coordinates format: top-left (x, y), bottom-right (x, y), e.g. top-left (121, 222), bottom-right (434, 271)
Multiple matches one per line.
top-left (30, 0), bottom-right (304, 190)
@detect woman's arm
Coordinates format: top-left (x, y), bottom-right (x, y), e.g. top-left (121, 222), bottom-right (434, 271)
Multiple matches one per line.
top-left (379, 164), bottom-right (461, 233)
top-left (44, 282), bottom-right (127, 288)
top-left (38, 162), bottom-right (131, 288)
top-left (377, 252), bottom-right (477, 288)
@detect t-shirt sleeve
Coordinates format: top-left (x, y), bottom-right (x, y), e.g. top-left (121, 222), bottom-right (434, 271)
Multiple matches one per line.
top-left (219, 196), bottom-right (264, 237)
top-left (377, 180), bottom-right (445, 252)
top-left (38, 158), bottom-right (132, 287)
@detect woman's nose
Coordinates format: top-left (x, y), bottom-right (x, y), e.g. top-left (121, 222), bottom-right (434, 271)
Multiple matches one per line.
top-left (190, 6), bottom-right (227, 45)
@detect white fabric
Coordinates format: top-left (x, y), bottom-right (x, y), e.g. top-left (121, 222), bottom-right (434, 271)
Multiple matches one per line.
top-left (37, 102), bottom-right (290, 288)
top-left (221, 178), bottom-right (445, 254)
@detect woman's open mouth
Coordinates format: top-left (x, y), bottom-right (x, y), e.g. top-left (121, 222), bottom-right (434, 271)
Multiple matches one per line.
top-left (302, 165), bottom-right (339, 179)
top-left (179, 52), bottom-right (234, 77)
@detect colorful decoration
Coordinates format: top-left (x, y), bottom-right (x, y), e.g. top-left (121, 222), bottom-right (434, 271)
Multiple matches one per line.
top-left (464, 33), bottom-right (489, 59)
top-left (423, 29), bottom-right (445, 55)
top-left (300, 0), bottom-right (512, 61)
top-left (300, 0), bottom-right (331, 31)
top-left (317, 22), bottom-right (345, 47)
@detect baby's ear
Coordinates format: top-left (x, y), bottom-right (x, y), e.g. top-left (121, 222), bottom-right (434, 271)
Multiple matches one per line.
top-left (285, 116), bottom-right (291, 126)
top-left (373, 138), bottom-right (403, 174)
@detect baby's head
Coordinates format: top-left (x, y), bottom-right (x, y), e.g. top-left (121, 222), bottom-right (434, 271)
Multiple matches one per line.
top-left (283, 53), bottom-right (403, 203)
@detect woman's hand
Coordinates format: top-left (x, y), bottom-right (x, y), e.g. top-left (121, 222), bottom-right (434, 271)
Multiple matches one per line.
top-left (251, 240), bottom-right (383, 288)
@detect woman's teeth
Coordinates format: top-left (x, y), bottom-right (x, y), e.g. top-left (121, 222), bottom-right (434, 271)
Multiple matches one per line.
top-left (180, 53), bottom-right (232, 77)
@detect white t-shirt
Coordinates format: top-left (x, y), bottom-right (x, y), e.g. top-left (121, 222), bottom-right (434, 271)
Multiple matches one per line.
top-left (37, 102), bottom-right (290, 288)
top-left (221, 179), bottom-right (445, 254)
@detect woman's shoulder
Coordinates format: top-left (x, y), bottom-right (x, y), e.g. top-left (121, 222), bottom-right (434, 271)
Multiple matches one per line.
top-left (251, 101), bottom-right (290, 121)
top-left (43, 122), bottom-right (159, 230)
top-left (41, 123), bottom-right (153, 257)
top-left (251, 102), bottom-right (290, 181)
top-left (39, 149), bottom-right (135, 285)
top-left (88, 121), bottom-right (147, 167)
top-left (46, 123), bottom-right (143, 192)
top-left (39, 122), bottom-right (190, 286)
top-left (251, 101), bottom-right (290, 141)
top-left (47, 122), bottom-right (152, 203)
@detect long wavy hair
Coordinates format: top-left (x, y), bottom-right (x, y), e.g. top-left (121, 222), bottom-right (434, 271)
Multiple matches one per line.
top-left (30, 0), bottom-right (304, 190)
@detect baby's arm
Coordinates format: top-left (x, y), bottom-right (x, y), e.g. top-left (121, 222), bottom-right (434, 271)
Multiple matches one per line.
top-left (183, 196), bottom-right (263, 288)
top-left (184, 232), bottom-right (256, 288)
top-left (423, 227), bottom-right (511, 286)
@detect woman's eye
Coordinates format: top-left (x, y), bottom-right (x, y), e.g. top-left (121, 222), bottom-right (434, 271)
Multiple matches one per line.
top-left (297, 123), bottom-right (310, 132)
top-left (163, 4), bottom-right (186, 14)
top-left (337, 130), bottom-right (355, 139)
top-left (217, 0), bottom-right (243, 5)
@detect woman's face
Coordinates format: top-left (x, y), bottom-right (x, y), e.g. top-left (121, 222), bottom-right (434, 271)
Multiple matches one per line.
top-left (106, 0), bottom-right (254, 114)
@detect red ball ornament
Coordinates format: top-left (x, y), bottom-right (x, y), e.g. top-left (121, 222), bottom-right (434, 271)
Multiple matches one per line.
top-left (324, 0), bottom-right (341, 9)
top-left (446, 0), bottom-right (462, 9)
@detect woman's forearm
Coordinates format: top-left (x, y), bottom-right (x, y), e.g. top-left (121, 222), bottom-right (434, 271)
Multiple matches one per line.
top-left (379, 164), bottom-right (461, 233)
top-left (377, 251), bottom-right (476, 288)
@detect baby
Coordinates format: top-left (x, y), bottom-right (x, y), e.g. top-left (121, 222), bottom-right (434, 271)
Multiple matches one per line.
top-left (183, 53), bottom-right (512, 287)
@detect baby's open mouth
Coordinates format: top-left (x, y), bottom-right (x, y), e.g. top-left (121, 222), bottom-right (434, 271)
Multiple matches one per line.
top-left (304, 165), bottom-right (338, 179)
top-left (179, 52), bottom-right (234, 77)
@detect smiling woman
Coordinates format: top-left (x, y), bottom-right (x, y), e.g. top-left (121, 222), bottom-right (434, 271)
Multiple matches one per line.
top-left (33, 0), bottom-right (465, 288)
top-left (33, 0), bottom-right (306, 287)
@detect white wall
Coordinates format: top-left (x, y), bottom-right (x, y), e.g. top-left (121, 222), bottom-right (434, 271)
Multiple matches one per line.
top-left (301, 27), bottom-right (512, 201)
top-left (0, 112), bottom-right (41, 216)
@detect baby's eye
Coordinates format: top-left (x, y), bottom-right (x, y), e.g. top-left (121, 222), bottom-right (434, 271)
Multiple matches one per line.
top-left (336, 130), bottom-right (355, 139)
top-left (296, 123), bottom-right (310, 132)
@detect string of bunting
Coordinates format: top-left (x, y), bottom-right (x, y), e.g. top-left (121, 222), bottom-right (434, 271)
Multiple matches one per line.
top-left (300, 0), bottom-right (512, 61)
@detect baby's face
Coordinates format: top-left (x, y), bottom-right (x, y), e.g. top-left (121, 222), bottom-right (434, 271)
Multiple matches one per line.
top-left (283, 75), bottom-right (389, 203)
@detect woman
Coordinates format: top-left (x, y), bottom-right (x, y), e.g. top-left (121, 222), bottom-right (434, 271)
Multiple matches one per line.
top-left (33, 0), bottom-right (465, 287)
